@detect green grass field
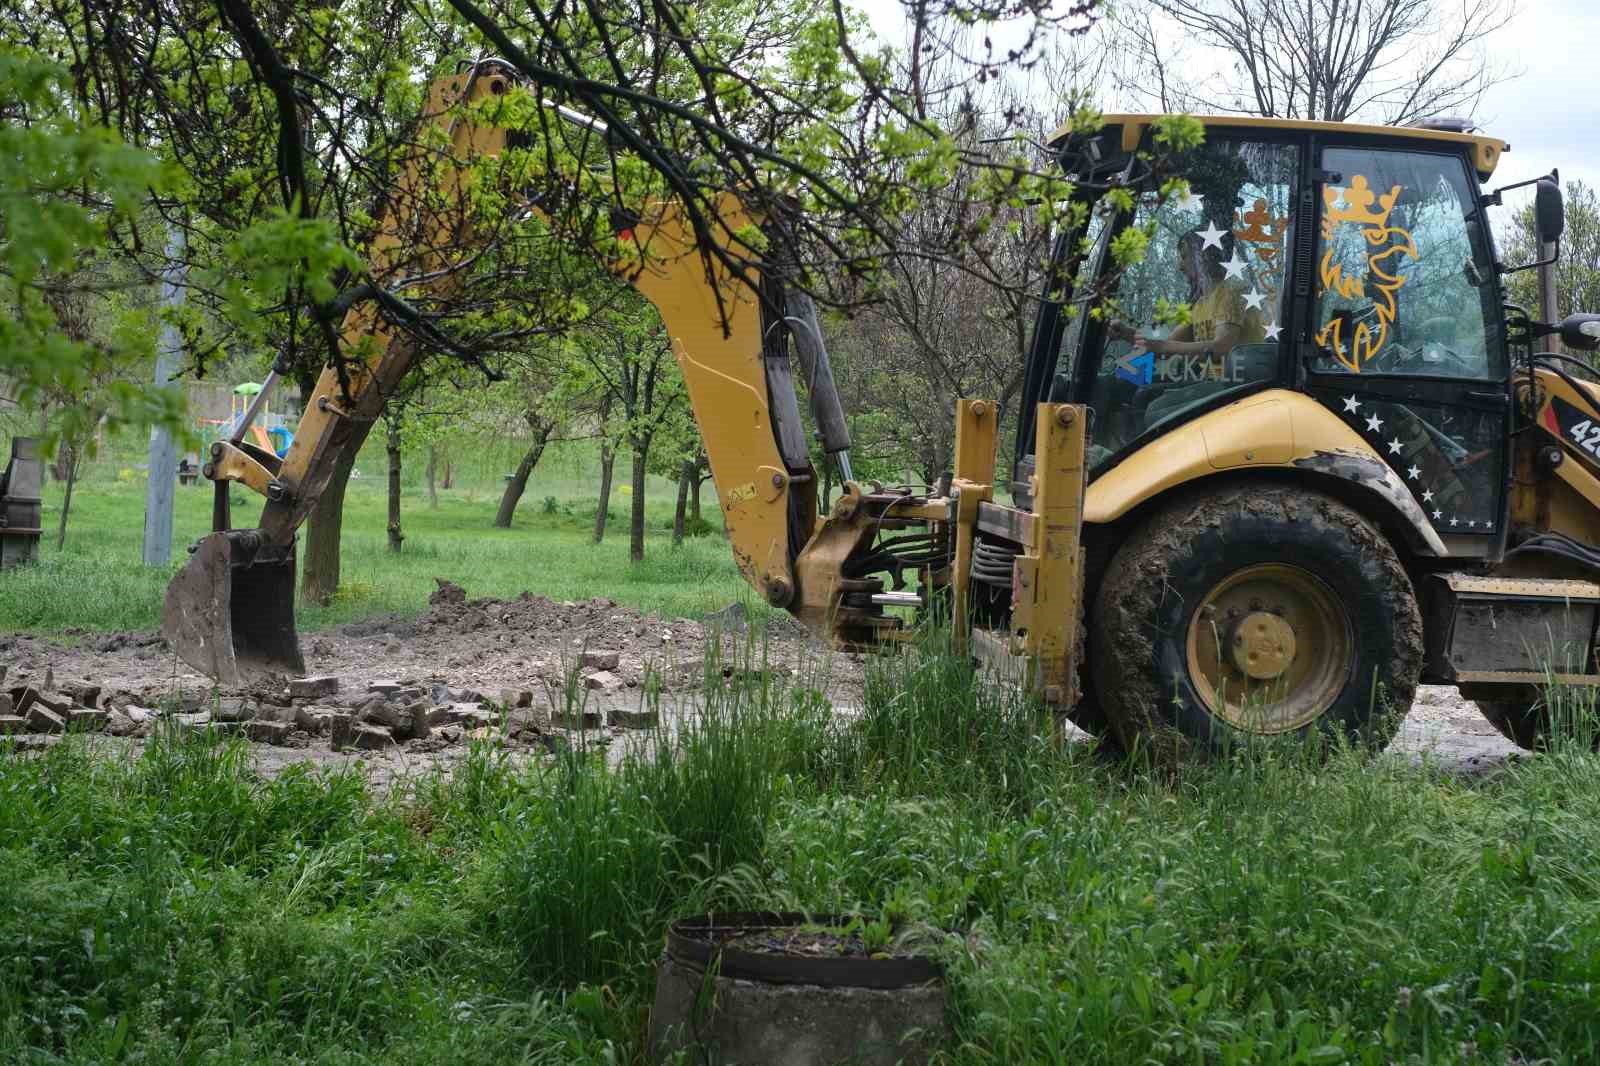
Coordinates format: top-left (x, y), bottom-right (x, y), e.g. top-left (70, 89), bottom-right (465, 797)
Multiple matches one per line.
top-left (7, 641), bottom-right (1600, 1064)
top-left (1, 435), bottom-right (752, 634)
top-left (11, 435), bottom-right (1600, 1064)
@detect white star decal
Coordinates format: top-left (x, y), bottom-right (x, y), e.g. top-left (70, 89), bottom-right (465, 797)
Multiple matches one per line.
top-left (1432, 509), bottom-right (1443, 520)
top-left (1342, 395), bottom-right (1362, 413)
top-left (1196, 221), bottom-right (1227, 251)
top-left (1406, 465), bottom-right (1421, 479)
top-left (1468, 519), bottom-right (1477, 527)
top-left (1243, 289), bottom-right (1267, 312)
top-left (1485, 521), bottom-right (1493, 530)
top-left (1422, 489), bottom-right (1434, 502)
top-left (1365, 413), bottom-right (1384, 433)
top-left (1222, 251), bottom-right (1249, 282)
top-left (1176, 189), bottom-right (1205, 213)
top-left (1449, 516), bottom-right (1459, 527)
top-left (1265, 320), bottom-right (1283, 341)
top-left (1388, 438), bottom-right (1403, 454)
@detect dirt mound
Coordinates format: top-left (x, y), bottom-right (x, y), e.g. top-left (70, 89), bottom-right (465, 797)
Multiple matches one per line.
top-left (428, 577), bottom-right (467, 606)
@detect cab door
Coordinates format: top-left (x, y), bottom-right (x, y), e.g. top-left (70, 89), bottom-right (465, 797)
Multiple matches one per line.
top-left (1301, 143), bottom-right (1509, 553)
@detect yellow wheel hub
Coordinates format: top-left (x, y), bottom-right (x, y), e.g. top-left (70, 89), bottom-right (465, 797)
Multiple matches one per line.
top-left (1230, 611), bottom-right (1296, 680)
top-left (1186, 563), bottom-right (1352, 733)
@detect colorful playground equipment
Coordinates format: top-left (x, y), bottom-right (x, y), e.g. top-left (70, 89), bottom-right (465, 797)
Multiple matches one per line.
top-left (191, 381), bottom-right (294, 469)
top-left (230, 382), bottom-right (293, 459)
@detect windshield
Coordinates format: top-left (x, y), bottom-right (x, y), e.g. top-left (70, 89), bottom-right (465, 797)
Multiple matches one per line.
top-left (1308, 147), bottom-right (1503, 379)
top-left (1085, 137), bottom-right (1300, 470)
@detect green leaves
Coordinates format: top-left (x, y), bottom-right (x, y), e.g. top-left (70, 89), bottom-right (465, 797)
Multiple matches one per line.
top-left (218, 208), bottom-right (363, 341)
top-left (0, 47), bottom-right (177, 444)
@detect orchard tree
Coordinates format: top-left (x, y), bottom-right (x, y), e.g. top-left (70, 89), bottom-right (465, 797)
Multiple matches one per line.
top-left (7, 0), bottom-right (1201, 603)
top-left (568, 297), bottom-right (686, 562)
top-left (1114, 0), bottom-right (1515, 124)
top-left (0, 50), bottom-right (180, 472)
top-left (1501, 179), bottom-right (1600, 340)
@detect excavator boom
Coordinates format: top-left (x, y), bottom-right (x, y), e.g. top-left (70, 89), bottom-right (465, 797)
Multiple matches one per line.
top-left (164, 59), bottom-right (1092, 717)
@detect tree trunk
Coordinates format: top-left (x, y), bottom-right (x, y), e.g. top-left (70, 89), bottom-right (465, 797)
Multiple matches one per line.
top-left (51, 442), bottom-right (73, 483)
top-left (55, 447), bottom-right (81, 550)
top-left (441, 458), bottom-right (453, 489)
top-left (592, 438), bottom-right (615, 544)
top-left (426, 444), bottom-right (439, 509)
top-left (673, 457), bottom-right (693, 545)
top-left (494, 418), bottom-right (553, 528)
top-left (691, 460), bottom-right (705, 525)
top-left (629, 446), bottom-right (648, 563)
top-left (301, 441), bottom-right (360, 606)
top-left (386, 416), bottom-right (404, 552)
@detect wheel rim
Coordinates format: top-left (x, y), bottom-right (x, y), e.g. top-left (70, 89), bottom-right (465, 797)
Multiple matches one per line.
top-left (1185, 563), bottom-right (1353, 733)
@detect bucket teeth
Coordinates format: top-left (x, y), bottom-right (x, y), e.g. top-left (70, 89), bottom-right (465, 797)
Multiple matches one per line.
top-left (162, 530), bottom-right (304, 685)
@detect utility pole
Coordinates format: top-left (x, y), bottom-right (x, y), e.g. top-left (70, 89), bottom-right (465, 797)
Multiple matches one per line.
top-left (142, 225), bottom-right (185, 566)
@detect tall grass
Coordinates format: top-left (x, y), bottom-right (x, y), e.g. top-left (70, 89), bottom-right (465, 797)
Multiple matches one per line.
top-left (9, 631), bottom-right (1600, 1062)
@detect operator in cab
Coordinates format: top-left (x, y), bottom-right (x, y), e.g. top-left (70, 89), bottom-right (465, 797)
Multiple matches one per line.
top-left (1109, 227), bottom-right (1265, 361)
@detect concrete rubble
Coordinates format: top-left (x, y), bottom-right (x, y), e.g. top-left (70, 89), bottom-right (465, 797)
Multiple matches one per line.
top-left (2, 663), bottom-right (646, 757)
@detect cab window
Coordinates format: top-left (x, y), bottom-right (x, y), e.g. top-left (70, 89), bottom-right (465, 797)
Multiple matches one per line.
top-left (1087, 138), bottom-right (1299, 469)
top-left (1310, 147), bottom-right (1501, 379)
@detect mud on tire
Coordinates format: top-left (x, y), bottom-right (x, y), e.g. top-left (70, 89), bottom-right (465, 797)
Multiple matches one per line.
top-left (1091, 483), bottom-right (1423, 755)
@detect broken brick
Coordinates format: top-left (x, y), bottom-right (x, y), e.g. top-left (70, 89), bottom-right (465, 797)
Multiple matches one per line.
top-left (244, 719), bottom-right (292, 745)
top-left (104, 711), bottom-right (139, 737)
top-left (583, 670), bottom-right (621, 692)
top-left (609, 707), bottom-right (659, 729)
top-left (25, 706), bottom-right (65, 734)
top-left (350, 724), bottom-right (397, 751)
top-left (553, 708), bottom-right (604, 730)
top-left (213, 697), bottom-right (254, 722)
top-left (289, 675), bottom-right (341, 700)
top-left (66, 708), bottom-right (108, 731)
top-left (581, 649), bottom-right (620, 672)
top-left (61, 680), bottom-right (101, 707)
top-left (445, 704), bottom-right (496, 728)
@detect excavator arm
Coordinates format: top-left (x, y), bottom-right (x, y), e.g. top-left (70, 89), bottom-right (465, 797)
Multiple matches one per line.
top-left (165, 59), bottom-right (1091, 716)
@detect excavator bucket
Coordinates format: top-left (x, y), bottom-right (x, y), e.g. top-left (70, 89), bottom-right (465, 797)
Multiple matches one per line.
top-left (162, 530), bottom-right (305, 685)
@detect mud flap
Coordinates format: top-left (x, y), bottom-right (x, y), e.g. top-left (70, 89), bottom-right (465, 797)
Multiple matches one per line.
top-left (162, 530), bottom-right (304, 684)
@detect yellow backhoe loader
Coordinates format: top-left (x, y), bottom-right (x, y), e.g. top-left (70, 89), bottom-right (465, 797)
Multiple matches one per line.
top-left (163, 59), bottom-right (1600, 754)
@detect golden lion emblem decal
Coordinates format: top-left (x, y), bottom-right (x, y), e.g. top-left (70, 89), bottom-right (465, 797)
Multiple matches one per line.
top-left (1315, 175), bottom-right (1418, 373)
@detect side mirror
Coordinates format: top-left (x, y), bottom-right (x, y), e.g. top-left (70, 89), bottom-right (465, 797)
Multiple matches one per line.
top-left (1560, 313), bottom-right (1600, 353)
top-left (1535, 177), bottom-right (1565, 246)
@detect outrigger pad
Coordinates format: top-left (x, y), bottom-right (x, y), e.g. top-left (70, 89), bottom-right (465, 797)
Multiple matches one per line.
top-left (162, 530), bottom-right (305, 685)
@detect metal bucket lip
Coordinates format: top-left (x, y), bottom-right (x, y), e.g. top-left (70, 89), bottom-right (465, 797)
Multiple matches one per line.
top-left (665, 911), bottom-right (943, 989)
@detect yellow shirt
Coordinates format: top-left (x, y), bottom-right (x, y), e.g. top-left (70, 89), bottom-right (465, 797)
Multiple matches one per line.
top-left (1191, 283), bottom-right (1266, 344)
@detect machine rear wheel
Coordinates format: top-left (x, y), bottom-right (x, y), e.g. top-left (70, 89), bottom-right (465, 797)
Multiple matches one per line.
top-left (1091, 484), bottom-right (1423, 756)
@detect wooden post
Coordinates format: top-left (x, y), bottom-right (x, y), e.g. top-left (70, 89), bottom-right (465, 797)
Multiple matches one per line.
top-left (142, 226), bottom-right (185, 567)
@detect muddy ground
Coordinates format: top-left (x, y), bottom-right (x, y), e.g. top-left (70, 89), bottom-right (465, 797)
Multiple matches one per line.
top-left (1, 586), bottom-right (1521, 783)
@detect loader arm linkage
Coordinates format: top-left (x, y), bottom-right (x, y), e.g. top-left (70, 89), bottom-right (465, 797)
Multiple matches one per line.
top-left (165, 59), bottom-right (1091, 713)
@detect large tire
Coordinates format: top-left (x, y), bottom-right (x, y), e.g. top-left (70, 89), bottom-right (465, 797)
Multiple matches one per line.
top-left (1092, 484), bottom-right (1423, 756)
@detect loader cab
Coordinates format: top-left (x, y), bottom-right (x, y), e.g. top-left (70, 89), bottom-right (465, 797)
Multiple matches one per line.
top-left (1015, 115), bottom-right (1513, 555)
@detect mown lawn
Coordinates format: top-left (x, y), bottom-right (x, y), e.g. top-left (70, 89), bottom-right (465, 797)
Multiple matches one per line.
top-left (0, 437), bottom-right (752, 635)
top-left (5, 638), bottom-right (1600, 1064)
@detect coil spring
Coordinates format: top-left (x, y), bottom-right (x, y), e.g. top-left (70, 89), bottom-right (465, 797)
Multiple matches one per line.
top-left (972, 537), bottom-right (1018, 590)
